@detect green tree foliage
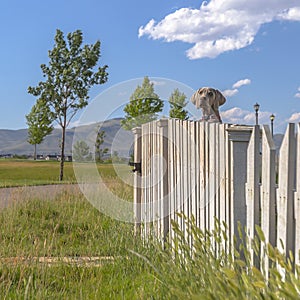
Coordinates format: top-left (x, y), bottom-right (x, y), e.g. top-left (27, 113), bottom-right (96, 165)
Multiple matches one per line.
top-left (28, 29), bottom-right (108, 180)
top-left (95, 129), bottom-right (109, 163)
top-left (121, 76), bottom-right (163, 130)
top-left (73, 140), bottom-right (92, 162)
top-left (169, 88), bottom-right (188, 120)
top-left (26, 99), bottom-right (54, 160)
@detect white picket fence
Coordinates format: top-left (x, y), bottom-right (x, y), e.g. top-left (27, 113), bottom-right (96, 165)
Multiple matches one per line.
top-left (132, 119), bottom-right (300, 266)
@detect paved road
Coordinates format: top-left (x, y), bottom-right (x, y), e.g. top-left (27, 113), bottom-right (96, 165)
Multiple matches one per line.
top-left (0, 184), bottom-right (80, 208)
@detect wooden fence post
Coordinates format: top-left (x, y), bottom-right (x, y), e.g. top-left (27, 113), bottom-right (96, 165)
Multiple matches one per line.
top-left (260, 125), bottom-right (277, 275)
top-left (276, 123), bottom-right (296, 259)
top-left (227, 125), bottom-right (253, 248)
top-left (132, 126), bottom-right (142, 235)
top-left (199, 122), bottom-right (206, 231)
top-left (295, 123), bottom-right (300, 265)
top-left (245, 125), bottom-right (261, 266)
top-left (158, 119), bottom-right (169, 242)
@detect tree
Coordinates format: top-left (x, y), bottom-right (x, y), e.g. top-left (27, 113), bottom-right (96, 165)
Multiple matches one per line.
top-left (169, 88), bottom-right (188, 120)
top-left (73, 140), bottom-right (92, 162)
top-left (121, 76), bottom-right (163, 130)
top-left (26, 99), bottom-right (54, 160)
top-left (28, 29), bottom-right (108, 180)
top-left (95, 129), bottom-right (109, 163)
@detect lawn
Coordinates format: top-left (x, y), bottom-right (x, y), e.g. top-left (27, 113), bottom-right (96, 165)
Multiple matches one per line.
top-left (0, 192), bottom-right (161, 299)
top-left (0, 160), bottom-right (299, 299)
top-left (0, 159), bottom-right (132, 187)
top-left (1, 191), bottom-right (299, 299)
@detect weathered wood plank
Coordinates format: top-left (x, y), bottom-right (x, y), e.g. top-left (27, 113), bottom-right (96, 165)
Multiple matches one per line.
top-left (204, 122), bottom-right (210, 232)
top-left (227, 125), bottom-right (253, 252)
top-left (245, 125), bottom-right (261, 266)
top-left (158, 119), bottom-right (169, 242)
top-left (208, 123), bottom-right (216, 233)
top-left (132, 127), bottom-right (142, 235)
top-left (276, 123), bottom-right (296, 259)
top-left (168, 119), bottom-right (175, 243)
top-left (218, 124), bottom-right (226, 224)
top-left (190, 121), bottom-right (197, 224)
top-left (294, 123), bottom-right (300, 265)
top-left (260, 125), bottom-right (277, 274)
top-left (199, 122), bottom-right (206, 232)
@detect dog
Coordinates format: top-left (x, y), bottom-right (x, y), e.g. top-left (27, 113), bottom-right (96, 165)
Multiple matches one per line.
top-left (191, 87), bottom-right (226, 123)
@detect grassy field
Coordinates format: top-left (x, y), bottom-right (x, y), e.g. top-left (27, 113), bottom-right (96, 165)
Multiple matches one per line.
top-left (0, 159), bottom-right (131, 187)
top-left (0, 192), bottom-right (161, 299)
top-left (1, 192), bottom-right (299, 299)
top-left (0, 160), bottom-right (299, 298)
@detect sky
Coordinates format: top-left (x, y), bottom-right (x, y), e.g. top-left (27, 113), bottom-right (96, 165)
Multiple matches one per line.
top-left (1, 0), bottom-right (300, 133)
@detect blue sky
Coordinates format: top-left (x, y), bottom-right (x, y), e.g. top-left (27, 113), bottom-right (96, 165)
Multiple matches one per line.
top-left (1, 0), bottom-right (300, 133)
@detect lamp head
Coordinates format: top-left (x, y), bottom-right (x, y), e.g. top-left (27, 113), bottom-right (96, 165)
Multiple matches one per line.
top-left (254, 102), bottom-right (260, 112)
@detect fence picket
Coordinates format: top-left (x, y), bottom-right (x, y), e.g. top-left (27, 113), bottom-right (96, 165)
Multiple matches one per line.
top-left (276, 123), bottom-right (296, 259)
top-left (294, 123), bottom-right (300, 265)
top-left (245, 125), bottom-right (261, 266)
top-left (260, 125), bottom-right (277, 275)
top-left (199, 122), bottom-right (206, 231)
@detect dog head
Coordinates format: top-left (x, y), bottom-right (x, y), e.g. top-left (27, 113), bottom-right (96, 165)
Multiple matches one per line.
top-left (191, 87), bottom-right (226, 122)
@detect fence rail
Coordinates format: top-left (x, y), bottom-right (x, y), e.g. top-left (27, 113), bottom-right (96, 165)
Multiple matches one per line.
top-left (132, 119), bottom-right (300, 267)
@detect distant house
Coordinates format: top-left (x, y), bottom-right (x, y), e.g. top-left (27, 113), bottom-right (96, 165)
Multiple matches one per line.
top-left (0, 154), bottom-right (14, 159)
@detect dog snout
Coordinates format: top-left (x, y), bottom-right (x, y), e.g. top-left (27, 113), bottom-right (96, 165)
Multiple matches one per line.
top-left (199, 98), bottom-right (209, 108)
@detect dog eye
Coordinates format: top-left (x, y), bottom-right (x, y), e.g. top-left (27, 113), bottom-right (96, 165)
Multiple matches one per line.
top-left (208, 91), bottom-right (213, 97)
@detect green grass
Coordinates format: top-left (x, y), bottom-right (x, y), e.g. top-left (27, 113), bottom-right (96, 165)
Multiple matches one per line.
top-left (0, 159), bottom-right (132, 187)
top-left (0, 160), bottom-right (76, 187)
top-left (1, 160), bottom-right (299, 298)
top-left (1, 194), bottom-right (300, 298)
top-left (0, 192), bottom-right (161, 299)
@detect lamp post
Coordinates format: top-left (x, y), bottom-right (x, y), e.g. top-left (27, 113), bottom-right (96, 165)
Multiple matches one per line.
top-left (270, 114), bottom-right (275, 137)
top-left (253, 102), bottom-right (260, 125)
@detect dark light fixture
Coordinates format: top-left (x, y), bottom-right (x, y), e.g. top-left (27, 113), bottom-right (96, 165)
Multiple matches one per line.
top-left (253, 102), bottom-right (260, 125)
top-left (270, 113), bottom-right (275, 137)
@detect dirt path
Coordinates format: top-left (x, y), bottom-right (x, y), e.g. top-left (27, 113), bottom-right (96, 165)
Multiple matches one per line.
top-left (0, 256), bottom-right (115, 267)
top-left (0, 184), bottom-right (80, 208)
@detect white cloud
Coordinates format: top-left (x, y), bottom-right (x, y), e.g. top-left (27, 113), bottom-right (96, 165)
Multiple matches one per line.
top-left (293, 86), bottom-right (300, 98)
top-left (221, 107), bottom-right (273, 124)
top-left (222, 89), bottom-right (238, 97)
top-left (278, 7), bottom-right (300, 20)
top-left (222, 78), bottom-right (251, 98)
top-left (139, 1), bottom-right (300, 59)
top-left (221, 107), bottom-right (251, 124)
top-left (287, 112), bottom-right (300, 122)
top-left (232, 79), bottom-right (251, 89)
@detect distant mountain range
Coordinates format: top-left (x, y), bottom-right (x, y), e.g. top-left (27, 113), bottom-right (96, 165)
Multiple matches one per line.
top-left (0, 118), bottom-right (134, 157)
top-left (0, 119), bottom-right (284, 157)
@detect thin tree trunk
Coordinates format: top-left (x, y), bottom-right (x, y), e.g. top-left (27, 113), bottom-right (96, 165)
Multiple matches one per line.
top-left (59, 105), bottom-right (68, 181)
top-left (34, 144), bottom-right (37, 160)
top-left (59, 125), bottom-right (65, 181)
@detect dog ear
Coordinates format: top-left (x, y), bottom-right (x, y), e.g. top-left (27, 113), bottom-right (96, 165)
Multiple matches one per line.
top-left (214, 89), bottom-right (226, 106)
top-left (191, 89), bottom-right (201, 109)
top-left (211, 89), bottom-right (225, 122)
